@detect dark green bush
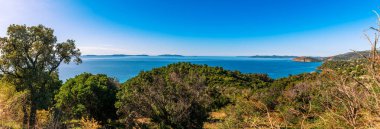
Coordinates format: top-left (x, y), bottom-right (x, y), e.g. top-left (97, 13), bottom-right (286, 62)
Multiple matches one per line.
top-left (55, 73), bottom-right (119, 124)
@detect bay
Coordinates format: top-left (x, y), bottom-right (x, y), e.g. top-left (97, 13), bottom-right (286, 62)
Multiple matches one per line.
top-left (59, 56), bottom-right (322, 82)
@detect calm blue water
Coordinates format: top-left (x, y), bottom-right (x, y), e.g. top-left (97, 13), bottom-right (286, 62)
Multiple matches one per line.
top-left (59, 56), bottom-right (322, 82)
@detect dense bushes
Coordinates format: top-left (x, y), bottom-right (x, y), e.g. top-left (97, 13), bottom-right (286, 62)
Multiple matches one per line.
top-left (117, 67), bottom-right (211, 128)
top-left (212, 52), bottom-right (380, 128)
top-left (55, 73), bottom-right (119, 124)
top-left (319, 59), bottom-right (368, 76)
top-left (1, 59), bottom-right (379, 128)
top-left (116, 62), bottom-right (272, 128)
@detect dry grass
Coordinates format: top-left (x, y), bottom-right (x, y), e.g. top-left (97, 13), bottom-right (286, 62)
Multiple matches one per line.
top-left (80, 117), bottom-right (101, 129)
top-left (204, 112), bottom-right (227, 129)
top-left (210, 112), bottom-right (227, 119)
top-left (0, 81), bottom-right (25, 128)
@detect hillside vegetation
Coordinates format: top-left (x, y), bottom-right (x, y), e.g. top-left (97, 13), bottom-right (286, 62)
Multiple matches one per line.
top-left (327, 50), bottom-right (380, 61)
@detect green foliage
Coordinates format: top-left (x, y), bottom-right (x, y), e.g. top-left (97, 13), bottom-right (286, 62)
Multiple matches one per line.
top-left (116, 62), bottom-right (272, 128)
top-left (216, 89), bottom-right (275, 128)
top-left (253, 73), bottom-right (318, 110)
top-left (213, 73), bottom-right (323, 128)
top-left (213, 56), bottom-right (380, 128)
top-left (319, 60), bottom-right (368, 77)
top-left (0, 24), bottom-right (81, 127)
top-left (55, 73), bottom-right (119, 124)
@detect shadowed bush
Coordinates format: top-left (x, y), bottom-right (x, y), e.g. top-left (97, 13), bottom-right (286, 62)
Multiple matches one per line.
top-left (55, 73), bottom-right (119, 124)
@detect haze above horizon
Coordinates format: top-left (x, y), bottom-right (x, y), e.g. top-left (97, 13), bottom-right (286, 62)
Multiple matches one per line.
top-left (1, 0), bottom-right (380, 56)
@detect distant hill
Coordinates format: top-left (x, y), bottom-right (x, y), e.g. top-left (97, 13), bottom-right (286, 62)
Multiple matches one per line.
top-left (248, 55), bottom-right (297, 58)
top-left (83, 54), bottom-right (149, 57)
top-left (158, 54), bottom-right (183, 57)
top-left (327, 50), bottom-right (377, 61)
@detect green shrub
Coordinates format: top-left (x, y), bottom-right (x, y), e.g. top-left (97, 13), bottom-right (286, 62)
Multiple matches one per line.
top-left (55, 73), bottom-right (119, 124)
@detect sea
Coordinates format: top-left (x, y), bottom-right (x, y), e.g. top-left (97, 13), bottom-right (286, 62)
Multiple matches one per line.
top-left (59, 56), bottom-right (322, 82)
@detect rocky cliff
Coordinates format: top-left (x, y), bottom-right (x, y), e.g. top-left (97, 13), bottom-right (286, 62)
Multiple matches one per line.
top-left (292, 56), bottom-right (321, 62)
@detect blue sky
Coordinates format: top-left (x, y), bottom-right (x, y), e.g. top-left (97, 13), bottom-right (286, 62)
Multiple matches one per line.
top-left (0, 0), bottom-right (380, 56)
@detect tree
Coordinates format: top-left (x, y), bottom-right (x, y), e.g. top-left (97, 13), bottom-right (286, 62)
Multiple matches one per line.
top-left (55, 73), bottom-right (119, 123)
top-left (0, 24), bottom-right (81, 128)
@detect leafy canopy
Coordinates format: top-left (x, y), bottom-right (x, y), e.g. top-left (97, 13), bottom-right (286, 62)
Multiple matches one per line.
top-left (55, 73), bottom-right (119, 123)
top-left (0, 24), bottom-right (81, 127)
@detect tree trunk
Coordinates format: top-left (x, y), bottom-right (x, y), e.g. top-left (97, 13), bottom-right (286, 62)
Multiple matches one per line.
top-left (28, 90), bottom-right (37, 129)
top-left (22, 104), bottom-right (28, 128)
top-left (28, 100), bottom-right (37, 129)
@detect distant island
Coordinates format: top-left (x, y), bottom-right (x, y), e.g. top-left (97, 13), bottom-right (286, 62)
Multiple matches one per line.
top-left (247, 55), bottom-right (297, 58)
top-left (83, 54), bottom-right (149, 57)
top-left (292, 56), bottom-right (322, 62)
top-left (158, 54), bottom-right (184, 57)
top-left (82, 52), bottom-right (374, 62)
